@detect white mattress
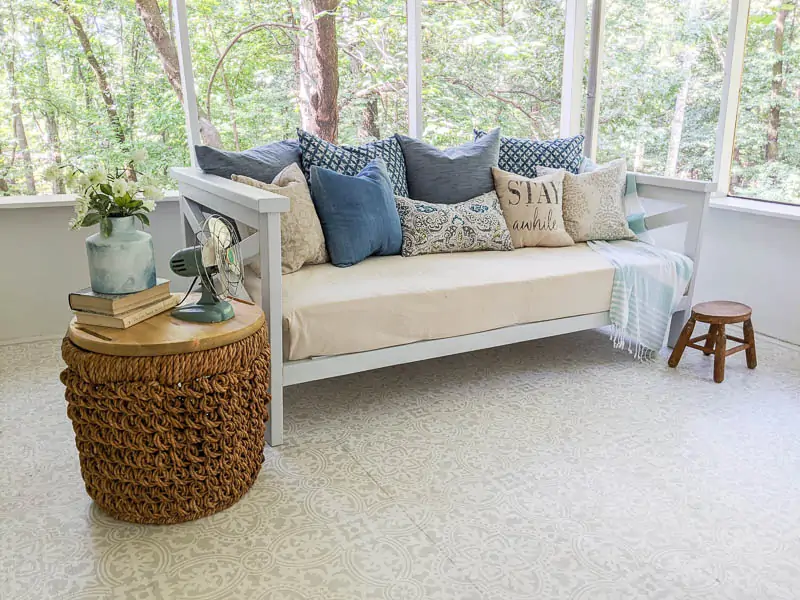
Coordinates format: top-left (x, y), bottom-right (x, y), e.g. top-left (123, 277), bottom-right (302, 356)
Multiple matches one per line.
top-left (253, 244), bottom-right (616, 361)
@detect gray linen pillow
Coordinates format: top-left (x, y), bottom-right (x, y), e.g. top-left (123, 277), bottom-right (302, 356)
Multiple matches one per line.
top-left (395, 128), bottom-right (501, 204)
top-left (195, 140), bottom-right (301, 184)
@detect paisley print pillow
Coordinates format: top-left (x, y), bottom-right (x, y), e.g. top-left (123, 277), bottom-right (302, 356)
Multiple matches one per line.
top-left (395, 191), bottom-right (514, 257)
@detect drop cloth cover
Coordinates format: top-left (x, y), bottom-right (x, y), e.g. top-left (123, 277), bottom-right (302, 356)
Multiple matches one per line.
top-left (245, 244), bottom-right (617, 361)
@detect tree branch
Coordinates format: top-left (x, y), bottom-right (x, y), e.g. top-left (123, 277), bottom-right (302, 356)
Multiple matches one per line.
top-left (206, 22), bottom-right (303, 120)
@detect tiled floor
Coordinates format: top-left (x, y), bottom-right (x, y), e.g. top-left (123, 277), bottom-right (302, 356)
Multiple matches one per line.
top-left (2, 329), bottom-right (800, 599)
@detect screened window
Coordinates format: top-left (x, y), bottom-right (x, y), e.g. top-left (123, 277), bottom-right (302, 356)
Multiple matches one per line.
top-left (421, 0), bottom-right (566, 146)
top-left (0, 0), bottom-right (186, 195)
top-left (186, 0), bottom-right (407, 149)
top-left (595, 0), bottom-right (729, 180)
top-left (729, 0), bottom-right (799, 204)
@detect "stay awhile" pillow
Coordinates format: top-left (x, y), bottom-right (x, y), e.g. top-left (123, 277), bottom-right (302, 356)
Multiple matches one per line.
top-left (491, 168), bottom-right (574, 248)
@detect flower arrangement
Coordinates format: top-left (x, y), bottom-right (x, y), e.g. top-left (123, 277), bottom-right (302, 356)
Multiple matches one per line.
top-left (46, 149), bottom-right (164, 237)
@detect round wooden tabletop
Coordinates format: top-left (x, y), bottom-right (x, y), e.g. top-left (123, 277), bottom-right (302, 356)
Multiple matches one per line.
top-left (692, 300), bottom-right (752, 324)
top-left (68, 295), bottom-right (265, 357)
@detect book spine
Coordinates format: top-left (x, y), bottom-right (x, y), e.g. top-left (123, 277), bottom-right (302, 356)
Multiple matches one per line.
top-left (120, 295), bottom-right (180, 328)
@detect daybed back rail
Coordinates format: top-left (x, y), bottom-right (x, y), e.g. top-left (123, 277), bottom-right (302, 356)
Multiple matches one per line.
top-left (170, 167), bottom-right (289, 446)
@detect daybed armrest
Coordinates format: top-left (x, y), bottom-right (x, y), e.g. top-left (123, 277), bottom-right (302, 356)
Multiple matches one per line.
top-left (170, 165), bottom-right (287, 447)
top-left (631, 172), bottom-right (713, 262)
top-left (170, 167), bottom-right (289, 223)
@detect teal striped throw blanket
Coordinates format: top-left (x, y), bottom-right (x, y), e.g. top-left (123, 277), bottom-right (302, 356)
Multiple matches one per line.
top-left (587, 240), bottom-right (694, 360)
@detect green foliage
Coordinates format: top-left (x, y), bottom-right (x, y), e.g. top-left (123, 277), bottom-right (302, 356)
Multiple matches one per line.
top-left (0, 0), bottom-right (796, 204)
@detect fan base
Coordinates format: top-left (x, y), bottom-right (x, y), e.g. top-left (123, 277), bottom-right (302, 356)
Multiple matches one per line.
top-left (172, 300), bottom-right (234, 323)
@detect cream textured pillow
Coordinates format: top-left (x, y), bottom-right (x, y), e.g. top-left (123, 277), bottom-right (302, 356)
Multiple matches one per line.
top-left (491, 168), bottom-right (574, 248)
top-left (233, 163), bottom-right (328, 274)
top-left (541, 159), bottom-right (637, 242)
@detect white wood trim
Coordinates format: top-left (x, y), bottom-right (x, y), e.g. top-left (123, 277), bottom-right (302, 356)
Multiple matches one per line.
top-left (259, 212), bottom-right (284, 447)
top-left (710, 196), bottom-right (800, 221)
top-left (714, 0), bottom-right (751, 194)
top-left (643, 207), bottom-right (691, 231)
top-left (583, 0), bottom-right (606, 159)
top-left (173, 0), bottom-right (202, 166)
top-left (634, 173), bottom-right (716, 193)
top-left (407, 0), bottom-right (423, 138)
top-left (238, 232), bottom-right (259, 261)
top-left (0, 193), bottom-right (179, 210)
top-left (284, 313), bottom-right (612, 385)
top-left (560, 0), bottom-right (588, 137)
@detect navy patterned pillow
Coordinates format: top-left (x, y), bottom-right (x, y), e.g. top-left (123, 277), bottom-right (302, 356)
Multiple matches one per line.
top-left (474, 130), bottom-right (585, 177)
top-left (298, 130), bottom-right (409, 197)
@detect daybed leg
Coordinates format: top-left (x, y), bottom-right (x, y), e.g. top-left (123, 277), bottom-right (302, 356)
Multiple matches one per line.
top-left (668, 310), bottom-right (689, 349)
top-left (259, 211), bottom-right (284, 447)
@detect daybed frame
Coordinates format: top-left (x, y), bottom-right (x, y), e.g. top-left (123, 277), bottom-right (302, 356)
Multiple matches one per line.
top-left (171, 167), bottom-right (713, 446)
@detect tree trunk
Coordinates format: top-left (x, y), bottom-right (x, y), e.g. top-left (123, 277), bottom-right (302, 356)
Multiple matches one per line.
top-left (134, 0), bottom-right (222, 147)
top-left (665, 74), bottom-right (691, 177)
top-left (35, 22), bottom-right (65, 193)
top-left (665, 49), bottom-right (697, 177)
top-left (634, 140), bottom-right (645, 172)
top-left (2, 13), bottom-right (35, 194)
top-left (765, 9), bottom-right (789, 162)
top-left (359, 95), bottom-right (380, 140)
top-left (299, 0), bottom-right (340, 142)
top-left (54, 0), bottom-right (126, 145)
top-left (729, 145), bottom-right (743, 194)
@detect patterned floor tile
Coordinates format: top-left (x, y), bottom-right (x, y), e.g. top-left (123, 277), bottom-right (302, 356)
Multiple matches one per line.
top-left (2, 329), bottom-right (800, 599)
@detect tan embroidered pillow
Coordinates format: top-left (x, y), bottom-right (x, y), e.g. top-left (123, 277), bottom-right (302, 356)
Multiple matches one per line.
top-left (540, 159), bottom-right (637, 242)
top-left (233, 163), bottom-right (328, 275)
top-left (491, 168), bottom-right (574, 248)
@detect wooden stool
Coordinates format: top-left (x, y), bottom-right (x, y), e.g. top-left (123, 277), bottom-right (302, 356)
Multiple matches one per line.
top-left (668, 301), bottom-right (756, 383)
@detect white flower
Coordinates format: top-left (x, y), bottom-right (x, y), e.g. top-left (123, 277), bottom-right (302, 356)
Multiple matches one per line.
top-left (142, 199), bottom-right (156, 212)
top-left (142, 185), bottom-right (163, 203)
top-left (64, 170), bottom-right (79, 190)
top-left (111, 179), bottom-right (129, 198)
top-left (77, 174), bottom-right (91, 190)
top-left (43, 165), bottom-right (61, 181)
top-left (130, 149), bottom-right (148, 164)
top-left (87, 167), bottom-right (107, 185)
top-left (75, 193), bottom-right (91, 212)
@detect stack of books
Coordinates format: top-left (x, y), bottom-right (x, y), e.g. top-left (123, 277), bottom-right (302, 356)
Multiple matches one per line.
top-left (69, 279), bottom-right (179, 329)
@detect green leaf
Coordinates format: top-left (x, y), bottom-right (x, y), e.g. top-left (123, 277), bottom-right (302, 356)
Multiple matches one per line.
top-left (100, 218), bottom-right (112, 238)
top-left (100, 184), bottom-right (113, 196)
top-left (81, 213), bottom-right (101, 227)
top-left (135, 212), bottom-right (150, 228)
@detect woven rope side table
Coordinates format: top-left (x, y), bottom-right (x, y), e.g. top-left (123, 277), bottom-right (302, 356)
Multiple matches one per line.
top-left (60, 298), bottom-right (270, 525)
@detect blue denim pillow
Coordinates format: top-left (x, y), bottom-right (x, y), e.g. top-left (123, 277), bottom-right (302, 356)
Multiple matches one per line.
top-left (310, 159), bottom-right (402, 267)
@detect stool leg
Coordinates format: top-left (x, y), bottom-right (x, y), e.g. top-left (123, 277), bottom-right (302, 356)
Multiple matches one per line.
top-left (703, 324), bottom-right (718, 356)
top-left (743, 319), bottom-right (757, 369)
top-left (713, 324), bottom-right (727, 383)
top-left (668, 316), bottom-right (696, 368)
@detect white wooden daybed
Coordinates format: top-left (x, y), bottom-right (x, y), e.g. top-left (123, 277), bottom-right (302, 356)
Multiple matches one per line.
top-left (171, 167), bottom-right (713, 446)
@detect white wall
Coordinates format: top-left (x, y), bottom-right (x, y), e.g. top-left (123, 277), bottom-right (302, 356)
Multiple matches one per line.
top-left (693, 206), bottom-right (800, 346)
top-left (0, 200), bottom-right (188, 343)
top-left (1, 201), bottom-right (798, 346)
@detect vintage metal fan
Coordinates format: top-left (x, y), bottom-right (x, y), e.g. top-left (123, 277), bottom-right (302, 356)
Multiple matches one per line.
top-left (169, 215), bottom-right (243, 323)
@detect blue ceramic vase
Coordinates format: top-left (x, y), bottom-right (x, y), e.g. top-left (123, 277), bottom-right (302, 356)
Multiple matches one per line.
top-left (86, 216), bottom-right (157, 294)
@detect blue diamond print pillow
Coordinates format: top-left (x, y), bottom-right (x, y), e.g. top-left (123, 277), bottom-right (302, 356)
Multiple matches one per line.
top-left (474, 130), bottom-right (585, 177)
top-left (298, 130), bottom-right (409, 197)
